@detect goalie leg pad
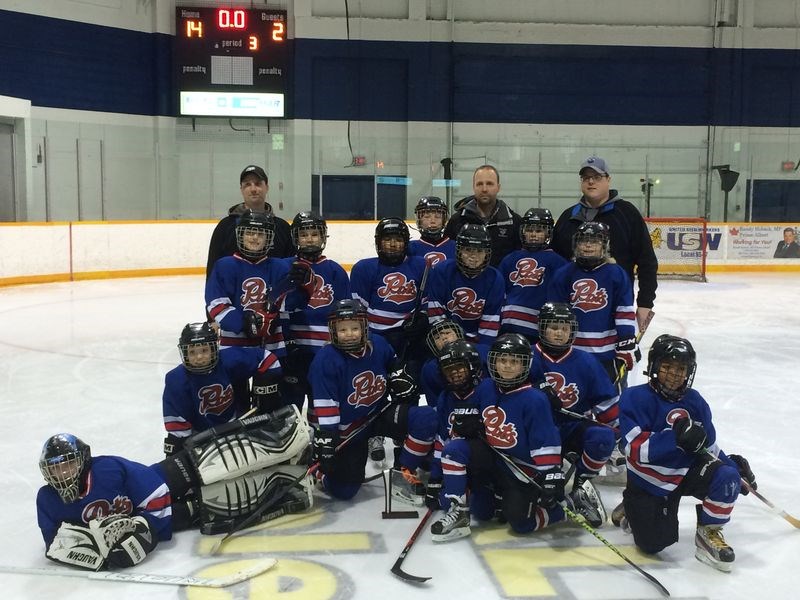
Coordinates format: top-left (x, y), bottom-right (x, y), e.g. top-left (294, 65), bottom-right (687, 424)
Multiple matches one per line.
top-left (46, 522), bottom-right (107, 571)
top-left (186, 404), bottom-right (312, 485)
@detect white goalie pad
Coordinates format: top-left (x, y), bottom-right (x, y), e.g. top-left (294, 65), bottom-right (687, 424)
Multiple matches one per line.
top-left (46, 522), bottom-right (108, 571)
top-left (188, 404), bottom-right (312, 486)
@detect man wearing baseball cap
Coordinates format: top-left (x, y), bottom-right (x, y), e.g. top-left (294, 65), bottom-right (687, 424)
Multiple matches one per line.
top-left (205, 165), bottom-right (293, 278)
top-left (551, 156), bottom-right (658, 332)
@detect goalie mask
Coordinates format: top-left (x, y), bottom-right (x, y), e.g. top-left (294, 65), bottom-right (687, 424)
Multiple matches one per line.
top-left (426, 319), bottom-right (466, 357)
top-left (520, 208), bottom-right (554, 251)
top-left (179, 322), bottom-right (219, 374)
top-left (438, 340), bottom-right (483, 393)
top-left (39, 433), bottom-right (92, 503)
top-left (291, 211), bottom-right (328, 261)
top-left (488, 333), bottom-right (532, 390)
top-left (646, 334), bottom-right (697, 402)
top-left (456, 224), bottom-right (492, 277)
top-left (538, 302), bottom-right (578, 354)
top-left (414, 196), bottom-right (448, 241)
top-left (236, 210), bottom-right (275, 261)
top-left (572, 221), bottom-right (610, 269)
top-left (375, 218), bottom-right (410, 266)
top-left (328, 299), bottom-right (369, 353)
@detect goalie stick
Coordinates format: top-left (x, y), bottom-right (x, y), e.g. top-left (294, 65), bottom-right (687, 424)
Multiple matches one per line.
top-left (390, 508), bottom-right (434, 583)
top-left (0, 558), bottom-right (276, 588)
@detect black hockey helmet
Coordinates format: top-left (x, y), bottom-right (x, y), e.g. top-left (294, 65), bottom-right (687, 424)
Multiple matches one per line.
top-left (456, 223), bottom-right (492, 277)
top-left (538, 302), bottom-right (578, 354)
top-left (488, 333), bottom-right (532, 389)
top-left (291, 211), bottom-right (328, 260)
top-left (39, 433), bottom-right (92, 503)
top-left (572, 221), bottom-right (610, 269)
top-left (520, 208), bottom-right (554, 251)
top-left (178, 322), bottom-right (219, 374)
top-left (375, 218), bottom-right (410, 266)
top-left (646, 334), bottom-right (697, 402)
top-left (426, 318), bottom-right (466, 357)
top-left (235, 209), bottom-right (274, 261)
top-left (438, 340), bottom-right (483, 392)
top-left (328, 299), bottom-right (369, 352)
top-left (414, 196), bottom-right (448, 240)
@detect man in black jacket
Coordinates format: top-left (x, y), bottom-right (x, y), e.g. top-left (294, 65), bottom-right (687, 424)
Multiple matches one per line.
top-left (205, 165), bottom-right (294, 278)
top-left (443, 165), bottom-right (521, 267)
top-left (551, 156), bottom-right (657, 330)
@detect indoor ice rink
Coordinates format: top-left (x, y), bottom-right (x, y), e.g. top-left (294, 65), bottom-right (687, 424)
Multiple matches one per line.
top-left (0, 273), bottom-right (797, 600)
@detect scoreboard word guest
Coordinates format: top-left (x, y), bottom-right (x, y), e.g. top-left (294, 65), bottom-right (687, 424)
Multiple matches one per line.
top-left (174, 7), bottom-right (288, 117)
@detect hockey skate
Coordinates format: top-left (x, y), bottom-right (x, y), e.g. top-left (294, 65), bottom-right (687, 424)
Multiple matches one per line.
top-left (597, 447), bottom-right (627, 486)
top-left (390, 466), bottom-right (425, 506)
top-left (431, 497), bottom-right (470, 542)
top-left (610, 501), bottom-right (631, 533)
top-left (695, 523), bottom-right (735, 572)
top-left (567, 478), bottom-right (607, 527)
top-left (368, 436), bottom-right (386, 463)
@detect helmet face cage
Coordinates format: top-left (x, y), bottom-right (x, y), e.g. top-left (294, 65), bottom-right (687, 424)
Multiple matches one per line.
top-left (291, 212), bottom-right (328, 259)
top-left (646, 335), bottom-right (697, 401)
top-left (375, 218), bottom-right (410, 266)
top-left (328, 300), bottom-right (369, 353)
top-left (520, 208), bottom-right (554, 251)
top-left (414, 197), bottom-right (448, 238)
top-left (538, 302), bottom-right (578, 353)
top-left (572, 222), bottom-right (610, 269)
top-left (235, 211), bottom-right (275, 261)
top-left (438, 340), bottom-right (482, 392)
top-left (39, 434), bottom-right (91, 503)
top-left (456, 225), bottom-right (492, 277)
top-left (426, 319), bottom-right (466, 357)
top-left (488, 334), bottom-right (532, 389)
top-left (178, 323), bottom-right (219, 374)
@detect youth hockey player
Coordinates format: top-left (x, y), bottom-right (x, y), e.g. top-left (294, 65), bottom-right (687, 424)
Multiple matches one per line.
top-left (309, 300), bottom-right (437, 506)
top-left (162, 322), bottom-right (283, 455)
top-left (614, 335), bottom-right (757, 571)
top-left (498, 208), bottom-right (568, 343)
top-left (408, 196), bottom-right (455, 266)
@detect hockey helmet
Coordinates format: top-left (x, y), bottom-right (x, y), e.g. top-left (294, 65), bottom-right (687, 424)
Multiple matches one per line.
top-left (572, 221), bottom-right (610, 269)
top-left (538, 302), bottom-right (578, 354)
top-left (178, 322), bottom-right (219, 374)
top-left (520, 208), bottom-right (554, 251)
top-left (328, 299), bottom-right (369, 353)
top-left (291, 211), bottom-right (328, 260)
top-left (235, 209), bottom-right (274, 261)
top-left (426, 319), bottom-right (466, 357)
top-left (456, 223), bottom-right (492, 277)
top-left (488, 333), bottom-right (532, 389)
top-left (39, 433), bottom-right (92, 503)
top-left (375, 218), bottom-right (410, 266)
top-left (646, 334), bottom-right (697, 401)
top-left (414, 196), bottom-right (448, 240)
top-left (438, 340), bottom-right (483, 392)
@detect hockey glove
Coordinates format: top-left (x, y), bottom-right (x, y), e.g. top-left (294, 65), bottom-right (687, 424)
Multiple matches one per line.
top-left (534, 379), bottom-right (562, 412)
top-left (450, 404), bottom-right (482, 439)
top-left (614, 337), bottom-right (641, 373)
top-left (672, 416), bottom-right (707, 454)
top-left (314, 429), bottom-right (339, 475)
top-left (100, 515), bottom-right (158, 569)
top-left (402, 311), bottom-right (429, 343)
top-left (242, 306), bottom-right (278, 339)
top-left (251, 373), bottom-right (282, 414)
top-left (288, 260), bottom-right (315, 296)
top-left (425, 478), bottom-right (443, 510)
top-left (537, 467), bottom-right (566, 509)
top-left (728, 453), bottom-right (757, 495)
top-left (388, 362), bottom-right (420, 404)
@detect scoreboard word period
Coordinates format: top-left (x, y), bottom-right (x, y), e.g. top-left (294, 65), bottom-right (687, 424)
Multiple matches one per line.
top-left (175, 7), bottom-right (288, 118)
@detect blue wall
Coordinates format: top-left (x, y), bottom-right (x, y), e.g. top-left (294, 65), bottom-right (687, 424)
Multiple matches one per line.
top-left (1, 9), bottom-right (797, 126)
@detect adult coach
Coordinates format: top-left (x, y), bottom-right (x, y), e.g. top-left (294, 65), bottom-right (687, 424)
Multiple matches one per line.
top-left (444, 165), bottom-right (521, 267)
top-left (206, 165), bottom-right (293, 277)
top-left (551, 156), bottom-right (657, 330)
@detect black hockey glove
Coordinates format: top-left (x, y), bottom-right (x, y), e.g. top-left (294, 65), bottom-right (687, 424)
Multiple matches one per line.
top-left (671, 416), bottom-right (707, 454)
top-left (242, 306), bottom-right (278, 338)
top-left (728, 454), bottom-right (757, 495)
top-left (101, 515), bottom-right (158, 569)
top-left (287, 260), bottom-right (315, 296)
top-left (614, 337), bottom-right (641, 373)
top-left (450, 404), bottom-right (482, 439)
top-left (388, 362), bottom-right (420, 404)
top-left (402, 311), bottom-right (429, 343)
top-left (425, 478), bottom-right (443, 510)
top-left (314, 429), bottom-right (339, 475)
top-left (537, 467), bottom-right (566, 509)
top-left (252, 373), bottom-right (281, 414)
top-left (534, 379), bottom-right (562, 412)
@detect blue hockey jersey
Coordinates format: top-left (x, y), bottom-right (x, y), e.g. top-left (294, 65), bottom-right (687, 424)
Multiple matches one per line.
top-left (420, 342), bottom-right (490, 406)
top-left (408, 237), bottom-right (456, 266)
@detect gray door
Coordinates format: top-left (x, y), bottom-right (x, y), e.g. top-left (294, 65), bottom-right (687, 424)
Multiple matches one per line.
top-left (0, 122), bottom-right (15, 221)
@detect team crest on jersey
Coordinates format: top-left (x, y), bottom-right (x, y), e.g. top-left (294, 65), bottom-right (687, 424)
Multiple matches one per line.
top-left (240, 277), bottom-right (269, 309)
top-left (570, 279), bottom-right (608, 312)
top-left (308, 274), bottom-right (334, 308)
top-left (377, 273), bottom-right (417, 305)
top-left (665, 407), bottom-right (691, 427)
top-left (509, 258), bottom-right (546, 287)
top-left (545, 372), bottom-right (579, 408)
top-left (347, 371), bottom-right (387, 408)
top-left (446, 288), bottom-right (486, 319)
top-left (481, 405), bottom-right (518, 449)
top-left (198, 383), bottom-right (234, 416)
top-left (81, 495), bottom-right (133, 523)
top-left (425, 251), bottom-right (447, 266)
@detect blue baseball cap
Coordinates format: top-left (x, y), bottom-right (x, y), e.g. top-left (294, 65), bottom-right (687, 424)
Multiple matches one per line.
top-left (579, 156), bottom-right (610, 176)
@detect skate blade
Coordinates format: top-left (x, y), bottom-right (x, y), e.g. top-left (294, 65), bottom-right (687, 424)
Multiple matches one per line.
top-left (694, 548), bottom-right (733, 572)
top-left (431, 526), bottom-right (471, 543)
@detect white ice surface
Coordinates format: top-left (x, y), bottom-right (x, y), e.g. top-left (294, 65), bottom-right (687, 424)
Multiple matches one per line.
top-left (0, 274), bottom-right (797, 600)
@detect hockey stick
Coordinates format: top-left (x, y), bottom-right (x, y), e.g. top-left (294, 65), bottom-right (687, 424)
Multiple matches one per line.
top-left (556, 408), bottom-right (618, 433)
top-left (0, 558), bottom-right (276, 588)
top-left (485, 443), bottom-right (670, 597)
top-left (390, 508), bottom-right (434, 583)
top-left (395, 259), bottom-right (432, 364)
top-left (615, 310), bottom-right (655, 384)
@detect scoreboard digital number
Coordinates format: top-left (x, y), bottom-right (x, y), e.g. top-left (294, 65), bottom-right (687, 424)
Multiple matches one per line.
top-left (174, 7), bottom-right (288, 117)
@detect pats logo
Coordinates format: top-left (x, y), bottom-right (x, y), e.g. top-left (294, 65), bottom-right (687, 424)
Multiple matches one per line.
top-left (198, 383), bottom-right (234, 416)
top-left (570, 279), bottom-right (608, 312)
top-left (481, 405), bottom-right (518, 449)
top-left (509, 258), bottom-right (546, 287)
top-left (446, 287), bottom-right (486, 319)
top-left (425, 251), bottom-right (447, 266)
top-left (347, 371), bottom-right (387, 408)
top-left (240, 277), bottom-right (269, 309)
top-left (308, 274), bottom-right (334, 308)
top-left (81, 495), bottom-right (133, 524)
top-left (377, 273), bottom-right (417, 305)
top-left (545, 372), bottom-right (579, 408)
top-left (665, 407), bottom-right (691, 427)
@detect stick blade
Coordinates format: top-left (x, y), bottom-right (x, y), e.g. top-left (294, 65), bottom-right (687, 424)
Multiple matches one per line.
top-left (201, 558), bottom-right (278, 588)
top-left (390, 563), bottom-right (431, 583)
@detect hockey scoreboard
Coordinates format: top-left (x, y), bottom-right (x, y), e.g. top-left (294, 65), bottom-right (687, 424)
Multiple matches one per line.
top-left (174, 7), bottom-right (288, 117)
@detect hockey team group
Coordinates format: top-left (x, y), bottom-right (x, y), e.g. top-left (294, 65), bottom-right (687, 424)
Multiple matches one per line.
top-left (35, 158), bottom-right (759, 583)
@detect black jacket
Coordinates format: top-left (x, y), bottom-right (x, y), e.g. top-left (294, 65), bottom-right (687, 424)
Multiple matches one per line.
top-left (205, 201), bottom-right (294, 278)
top-left (551, 191), bottom-right (658, 309)
top-left (774, 241), bottom-right (800, 258)
top-left (443, 196), bottom-right (521, 267)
